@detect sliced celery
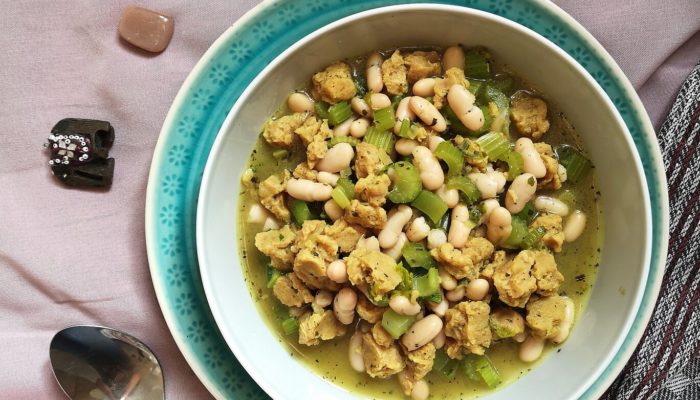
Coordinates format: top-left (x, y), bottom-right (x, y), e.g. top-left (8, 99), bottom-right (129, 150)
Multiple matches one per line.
top-left (411, 190), bottom-right (448, 223)
top-left (443, 105), bottom-right (470, 135)
top-left (266, 265), bottom-right (282, 289)
top-left (387, 161), bottom-right (422, 204)
top-left (505, 150), bottom-right (524, 180)
top-left (272, 149), bottom-right (288, 160)
top-left (503, 216), bottom-right (527, 248)
top-left (328, 136), bottom-right (360, 147)
top-left (391, 95), bottom-right (404, 110)
top-left (447, 175), bottom-right (481, 204)
top-left (328, 101), bottom-right (352, 126)
top-left (373, 106), bottom-right (396, 131)
top-left (555, 144), bottom-right (592, 183)
top-left (401, 242), bottom-right (437, 270)
top-left (363, 127), bottom-right (394, 153)
top-left (522, 226), bottom-right (547, 249)
top-left (396, 118), bottom-right (417, 139)
top-left (434, 141), bottom-right (465, 177)
top-left (475, 132), bottom-right (510, 161)
top-left (558, 189), bottom-right (576, 207)
top-left (281, 317), bottom-right (299, 336)
top-left (381, 309), bottom-right (417, 339)
top-left (434, 350), bottom-right (460, 379)
top-left (464, 48), bottom-right (491, 79)
top-left (331, 186), bottom-right (351, 209)
top-left (336, 178), bottom-right (355, 199)
top-left (396, 262), bottom-right (414, 291)
top-left (290, 199), bottom-right (315, 226)
top-left (315, 101), bottom-right (330, 120)
top-left (413, 268), bottom-right (440, 298)
top-left (462, 355), bottom-right (501, 388)
top-left (514, 201), bottom-right (537, 223)
top-left (468, 80), bottom-right (484, 97)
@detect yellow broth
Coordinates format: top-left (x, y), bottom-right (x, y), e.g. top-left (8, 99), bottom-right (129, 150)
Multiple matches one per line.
top-left (236, 47), bottom-right (603, 398)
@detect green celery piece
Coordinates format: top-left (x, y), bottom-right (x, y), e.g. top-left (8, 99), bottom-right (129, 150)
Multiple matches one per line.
top-left (434, 141), bottom-right (465, 177)
top-left (505, 150), bottom-right (524, 180)
top-left (328, 136), bottom-right (360, 147)
top-left (387, 161), bottom-right (422, 203)
top-left (475, 131), bottom-right (510, 161)
top-left (327, 101), bottom-right (352, 126)
top-left (373, 106), bottom-right (396, 131)
top-left (314, 101), bottom-right (330, 120)
top-left (503, 216), bottom-right (528, 248)
top-left (381, 309), bottom-right (417, 339)
top-left (363, 127), bottom-right (394, 153)
top-left (555, 144), bottom-right (592, 183)
top-left (464, 48), bottom-right (491, 79)
top-left (281, 317), bottom-right (299, 335)
top-left (290, 199), bottom-right (314, 226)
top-left (266, 265), bottom-right (282, 289)
top-left (522, 226), bottom-right (547, 249)
top-left (401, 242), bottom-right (437, 270)
top-left (413, 268), bottom-right (440, 298)
top-left (411, 190), bottom-right (448, 223)
top-left (446, 175), bottom-right (481, 204)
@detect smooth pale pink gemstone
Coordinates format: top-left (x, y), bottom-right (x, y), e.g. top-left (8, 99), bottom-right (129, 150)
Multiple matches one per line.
top-left (118, 5), bottom-right (174, 53)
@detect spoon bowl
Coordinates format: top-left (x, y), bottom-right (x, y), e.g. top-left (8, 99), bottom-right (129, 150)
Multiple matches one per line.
top-left (50, 325), bottom-right (164, 400)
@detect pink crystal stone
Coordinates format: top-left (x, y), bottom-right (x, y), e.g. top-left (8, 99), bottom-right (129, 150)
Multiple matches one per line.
top-left (118, 5), bottom-right (174, 53)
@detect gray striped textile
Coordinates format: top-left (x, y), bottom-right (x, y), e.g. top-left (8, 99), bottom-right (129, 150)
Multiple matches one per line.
top-left (602, 61), bottom-right (700, 399)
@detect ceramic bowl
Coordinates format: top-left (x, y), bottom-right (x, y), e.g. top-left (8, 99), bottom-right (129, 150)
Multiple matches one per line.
top-left (196, 4), bottom-right (652, 399)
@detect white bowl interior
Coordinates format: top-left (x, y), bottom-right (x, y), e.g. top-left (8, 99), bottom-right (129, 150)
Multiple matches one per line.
top-left (197, 5), bottom-right (650, 400)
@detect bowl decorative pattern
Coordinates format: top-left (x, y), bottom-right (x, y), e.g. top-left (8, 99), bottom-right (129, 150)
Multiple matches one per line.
top-left (145, 0), bottom-right (667, 398)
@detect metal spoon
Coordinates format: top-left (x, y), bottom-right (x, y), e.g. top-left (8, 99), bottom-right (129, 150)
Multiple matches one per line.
top-left (50, 325), bottom-right (164, 400)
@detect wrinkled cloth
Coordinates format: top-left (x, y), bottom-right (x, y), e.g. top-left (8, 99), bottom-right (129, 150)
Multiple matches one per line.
top-left (0, 1), bottom-right (697, 399)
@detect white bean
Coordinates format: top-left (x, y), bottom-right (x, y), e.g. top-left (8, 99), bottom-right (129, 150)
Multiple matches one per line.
top-left (370, 93), bottom-right (391, 110)
top-left (366, 52), bottom-right (384, 93)
top-left (333, 115), bottom-right (357, 137)
top-left (334, 288), bottom-right (357, 325)
top-left (487, 206), bottom-right (512, 245)
top-left (383, 232), bottom-right (408, 261)
top-left (427, 229), bottom-right (447, 249)
top-left (519, 335), bottom-right (545, 362)
top-left (439, 268), bottom-right (457, 291)
top-left (448, 204), bottom-right (473, 249)
top-left (315, 143), bottom-right (355, 173)
top-left (558, 164), bottom-right (568, 183)
top-left (534, 196), bottom-right (570, 216)
top-left (247, 203), bottom-right (269, 224)
top-left (428, 135), bottom-right (445, 152)
top-left (287, 92), bottom-right (314, 113)
top-left (432, 328), bottom-right (446, 349)
top-left (564, 210), bottom-right (587, 242)
top-left (435, 185), bottom-right (458, 209)
top-left (356, 236), bottom-right (380, 252)
top-left (409, 96), bottom-right (447, 132)
top-left (406, 216), bottom-right (430, 242)
top-left (468, 173), bottom-right (499, 199)
top-left (314, 290), bottom-right (333, 308)
top-left (513, 332), bottom-right (526, 343)
top-left (395, 138), bottom-right (419, 156)
top-left (489, 171), bottom-right (507, 194)
top-left (327, 260), bottom-right (348, 283)
top-left (413, 78), bottom-right (436, 97)
top-left (317, 171), bottom-right (339, 186)
top-left (394, 97), bottom-right (417, 133)
top-left (350, 118), bottom-right (370, 138)
top-left (552, 297), bottom-right (575, 344)
top-left (515, 138), bottom-right (546, 178)
top-left (351, 96), bottom-right (372, 118)
top-left (262, 217), bottom-right (281, 231)
top-left (402, 314), bottom-right (444, 350)
top-left (411, 380), bottom-right (430, 400)
top-left (323, 199), bottom-right (343, 221)
top-left (447, 84), bottom-right (484, 131)
top-left (348, 332), bottom-right (365, 372)
top-left (378, 205), bottom-right (413, 249)
top-left (479, 199), bottom-right (500, 224)
top-left (443, 45), bottom-right (465, 71)
top-left (389, 295), bottom-right (421, 316)
top-left (413, 146), bottom-right (445, 190)
top-left (505, 173), bottom-right (537, 214)
top-left (428, 296), bottom-right (449, 318)
top-left (446, 286), bottom-right (465, 302)
top-left (286, 178), bottom-right (333, 202)
top-left (466, 278), bottom-right (490, 301)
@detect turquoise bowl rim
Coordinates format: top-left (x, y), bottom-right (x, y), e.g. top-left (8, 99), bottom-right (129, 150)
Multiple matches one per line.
top-left (144, 0), bottom-right (669, 398)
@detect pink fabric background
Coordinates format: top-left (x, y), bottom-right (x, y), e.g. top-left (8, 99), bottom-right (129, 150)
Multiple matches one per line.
top-left (1, 1), bottom-right (698, 399)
